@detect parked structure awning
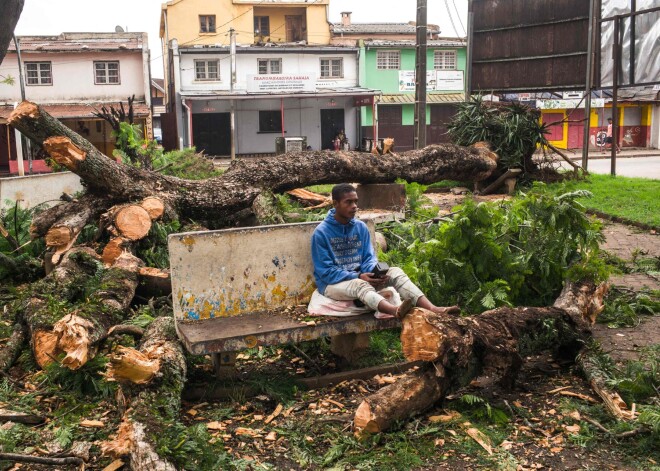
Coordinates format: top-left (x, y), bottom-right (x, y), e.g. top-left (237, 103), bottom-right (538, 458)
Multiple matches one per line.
top-left (379, 93), bottom-right (465, 104)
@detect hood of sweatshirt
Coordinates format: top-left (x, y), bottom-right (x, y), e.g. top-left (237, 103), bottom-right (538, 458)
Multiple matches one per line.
top-left (324, 208), bottom-right (356, 231)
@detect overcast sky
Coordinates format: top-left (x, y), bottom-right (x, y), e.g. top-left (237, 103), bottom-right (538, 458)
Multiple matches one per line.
top-left (14, 0), bottom-right (468, 78)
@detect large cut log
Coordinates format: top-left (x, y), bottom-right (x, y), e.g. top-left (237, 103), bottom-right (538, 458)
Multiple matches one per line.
top-left (354, 281), bottom-right (608, 434)
top-left (51, 252), bottom-right (143, 369)
top-left (9, 102), bottom-right (498, 225)
top-left (102, 316), bottom-right (185, 471)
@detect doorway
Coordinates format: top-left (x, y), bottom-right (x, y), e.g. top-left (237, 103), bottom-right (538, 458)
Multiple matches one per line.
top-left (320, 109), bottom-right (345, 150)
top-left (192, 113), bottom-right (231, 156)
top-left (285, 16), bottom-right (303, 42)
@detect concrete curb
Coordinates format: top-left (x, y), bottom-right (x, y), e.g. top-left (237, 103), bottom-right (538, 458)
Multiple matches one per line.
top-left (587, 209), bottom-right (660, 233)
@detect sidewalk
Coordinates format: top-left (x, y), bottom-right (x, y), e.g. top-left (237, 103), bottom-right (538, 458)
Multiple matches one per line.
top-left (559, 147), bottom-right (660, 161)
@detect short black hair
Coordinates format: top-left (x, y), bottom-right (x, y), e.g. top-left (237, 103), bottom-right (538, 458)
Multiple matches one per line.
top-left (608, 118), bottom-right (613, 121)
top-left (332, 183), bottom-right (357, 201)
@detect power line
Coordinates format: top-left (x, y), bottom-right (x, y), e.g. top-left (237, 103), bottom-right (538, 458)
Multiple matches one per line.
top-left (451, 0), bottom-right (467, 36)
top-left (443, 0), bottom-right (461, 37)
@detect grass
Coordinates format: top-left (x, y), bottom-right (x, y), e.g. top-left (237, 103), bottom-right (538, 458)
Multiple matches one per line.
top-left (542, 174), bottom-right (660, 227)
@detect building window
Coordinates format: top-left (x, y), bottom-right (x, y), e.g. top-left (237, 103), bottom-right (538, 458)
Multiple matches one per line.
top-left (94, 61), bottom-right (120, 84)
top-left (254, 16), bottom-right (270, 36)
top-left (379, 105), bottom-right (402, 126)
top-left (259, 110), bottom-right (282, 133)
top-left (195, 60), bottom-right (220, 81)
top-left (376, 51), bottom-right (400, 70)
top-left (199, 15), bottom-right (216, 33)
top-left (320, 58), bottom-right (343, 78)
top-left (25, 62), bottom-right (52, 85)
top-left (258, 58), bottom-right (282, 74)
top-left (434, 50), bottom-right (457, 70)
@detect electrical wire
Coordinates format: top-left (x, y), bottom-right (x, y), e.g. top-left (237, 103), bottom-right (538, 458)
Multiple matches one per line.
top-left (451, 0), bottom-right (467, 36)
top-left (443, 0), bottom-right (461, 38)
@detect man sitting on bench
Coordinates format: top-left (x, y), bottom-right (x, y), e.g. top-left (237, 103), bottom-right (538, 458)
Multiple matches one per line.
top-left (311, 183), bottom-right (460, 318)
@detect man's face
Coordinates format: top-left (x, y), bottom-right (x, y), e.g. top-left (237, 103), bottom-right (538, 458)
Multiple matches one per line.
top-left (333, 191), bottom-right (358, 221)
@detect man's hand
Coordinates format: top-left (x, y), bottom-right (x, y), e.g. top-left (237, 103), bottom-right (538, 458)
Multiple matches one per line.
top-left (359, 272), bottom-right (389, 289)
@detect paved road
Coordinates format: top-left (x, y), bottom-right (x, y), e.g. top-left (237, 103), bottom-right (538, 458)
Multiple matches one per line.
top-left (560, 156), bottom-right (660, 179)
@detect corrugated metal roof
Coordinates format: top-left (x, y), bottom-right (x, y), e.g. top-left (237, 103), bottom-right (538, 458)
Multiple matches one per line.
top-left (365, 38), bottom-right (467, 48)
top-left (0, 102), bottom-right (150, 121)
top-left (7, 33), bottom-right (145, 53)
top-left (379, 93), bottom-right (465, 104)
top-left (331, 23), bottom-right (440, 35)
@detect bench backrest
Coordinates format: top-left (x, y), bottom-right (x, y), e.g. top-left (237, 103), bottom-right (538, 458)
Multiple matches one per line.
top-left (168, 220), bottom-right (375, 322)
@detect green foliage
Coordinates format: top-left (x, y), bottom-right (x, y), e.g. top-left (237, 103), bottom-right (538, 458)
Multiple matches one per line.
top-left (380, 188), bottom-right (606, 313)
top-left (156, 422), bottom-right (249, 470)
top-left (151, 147), bottom-right (223, 180)
top-left (599, 288), bottom-right (659, 328)
top-left (605, 345), bottom-right (660, 404)
top-left (0, 200), bottom-right (46, 256)
top-left (455, 394), bottom-right (509, 425)
top-left (53, 424), bottom-right (75, 449)
top-left (399, 179), bottom-right (437, 220)
top-left (42, 355), bottom-right (116, 398)
top-left (447, 96), bottom-right (549, 171)
top-left (135, 220), bottom-right (182, 268)
top-left (112, 121), bottom-right (161, 170)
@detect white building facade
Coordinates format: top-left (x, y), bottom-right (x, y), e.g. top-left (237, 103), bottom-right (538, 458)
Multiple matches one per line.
top-left (170, 41), bottom-right (378, 155)
top-left (0, 32), bottom-right (152, 174)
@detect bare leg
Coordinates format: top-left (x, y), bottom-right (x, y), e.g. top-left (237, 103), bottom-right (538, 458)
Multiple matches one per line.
top-left (415, 296), bottom-right (460, 315)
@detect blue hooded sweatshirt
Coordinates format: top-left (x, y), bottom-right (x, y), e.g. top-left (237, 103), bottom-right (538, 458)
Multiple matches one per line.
top-left (311, 208), bottom-right (378, 295)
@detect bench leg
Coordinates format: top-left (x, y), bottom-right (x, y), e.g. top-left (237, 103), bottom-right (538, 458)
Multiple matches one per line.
top-left (330, 332), bottom-right (370, 364)
top-left (212, 351), bottom-right (238, 379)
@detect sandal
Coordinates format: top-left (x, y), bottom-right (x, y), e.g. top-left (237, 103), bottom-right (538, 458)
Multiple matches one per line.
top-left (396, 299), bottom-right (414, 319)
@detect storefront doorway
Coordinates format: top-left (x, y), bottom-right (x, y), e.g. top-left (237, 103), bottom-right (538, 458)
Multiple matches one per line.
top-left (193, 113), bottom-right (231, 156)
top-left (320, 109), bottom-right (345, 150)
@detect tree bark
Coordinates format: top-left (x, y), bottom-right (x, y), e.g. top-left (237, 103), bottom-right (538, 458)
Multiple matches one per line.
top-left (9, 101), bottom-right (498, 226)
top-left (52, 252), bottom-right (143, 369)
top-left (102, 316), bottom-right (184, 471)
top-left (354, 281), bottom-right (608, 435)
top-left (0, 0), bottom-right (24, 66)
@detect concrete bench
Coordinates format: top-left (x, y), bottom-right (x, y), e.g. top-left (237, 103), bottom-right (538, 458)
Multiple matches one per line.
top-left (168, 220), bottom-right (399, 376)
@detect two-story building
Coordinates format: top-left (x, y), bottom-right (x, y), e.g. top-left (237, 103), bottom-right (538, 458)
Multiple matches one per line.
top-left (0, 32), bottom-right (152, 175)
top-left (359, 38), bottom-right (467, 151)
top-left (160, 0), bottom-right (379, 155)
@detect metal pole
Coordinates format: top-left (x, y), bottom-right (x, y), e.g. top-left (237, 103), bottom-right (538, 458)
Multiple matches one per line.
top-left (581, 0), bottom-right (595, 170)
top-left (13, 35), bottom-right (29, 175)
top-left (611, 16), bottom-right (621, 176)
top-left (630, 0), bottom-right (636, 85)
top-left (414, 0), bottom-right (427, 149)
top-left (465, 0), bottom-right (474, 102)
top-left (230, 28), bottom-right (237, 161)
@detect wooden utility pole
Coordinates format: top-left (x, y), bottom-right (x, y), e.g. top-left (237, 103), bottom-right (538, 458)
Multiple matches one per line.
top-left (414, 0), bottom-right (427, 149)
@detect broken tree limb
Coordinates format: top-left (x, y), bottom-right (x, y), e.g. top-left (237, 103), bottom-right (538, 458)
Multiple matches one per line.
top-left (354, 281), bottom-right (608, 435)
top-left (102, 316), bottom-right (184, 471)
top-left (547, 143), bottom-right (587, 175)
top-left (0, 409), bottom-right (44, 425)
top-left (9, 101), bottom-right (498, 226)
top-left (52, 252), bottom-right (143, 369)
top-left (0, 453), bottom-right (83, 467)
top-left (0, 323), bottom-right (27, 372)
top-left (577, 349), bottom-right (636, 420)
top-left (102, 237), bottom-right (129, 266)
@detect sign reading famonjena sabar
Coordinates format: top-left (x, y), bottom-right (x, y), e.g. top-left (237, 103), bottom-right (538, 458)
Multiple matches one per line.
top-left (247, 74), bottom-right (316, 93)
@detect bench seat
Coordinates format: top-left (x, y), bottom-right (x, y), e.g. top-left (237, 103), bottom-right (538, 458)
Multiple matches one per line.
top-left (176, 312), bottom-right (399, 355)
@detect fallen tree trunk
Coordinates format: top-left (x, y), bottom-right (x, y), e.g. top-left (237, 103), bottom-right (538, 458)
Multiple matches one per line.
top-left (354, 281), bottom-right (608, 434)
top-left (14, 249), bottom-right (141, 370)
top-left (9, 101), bottom-right (498, 226)
top-left (102, 316), bottom-right (185, 471)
